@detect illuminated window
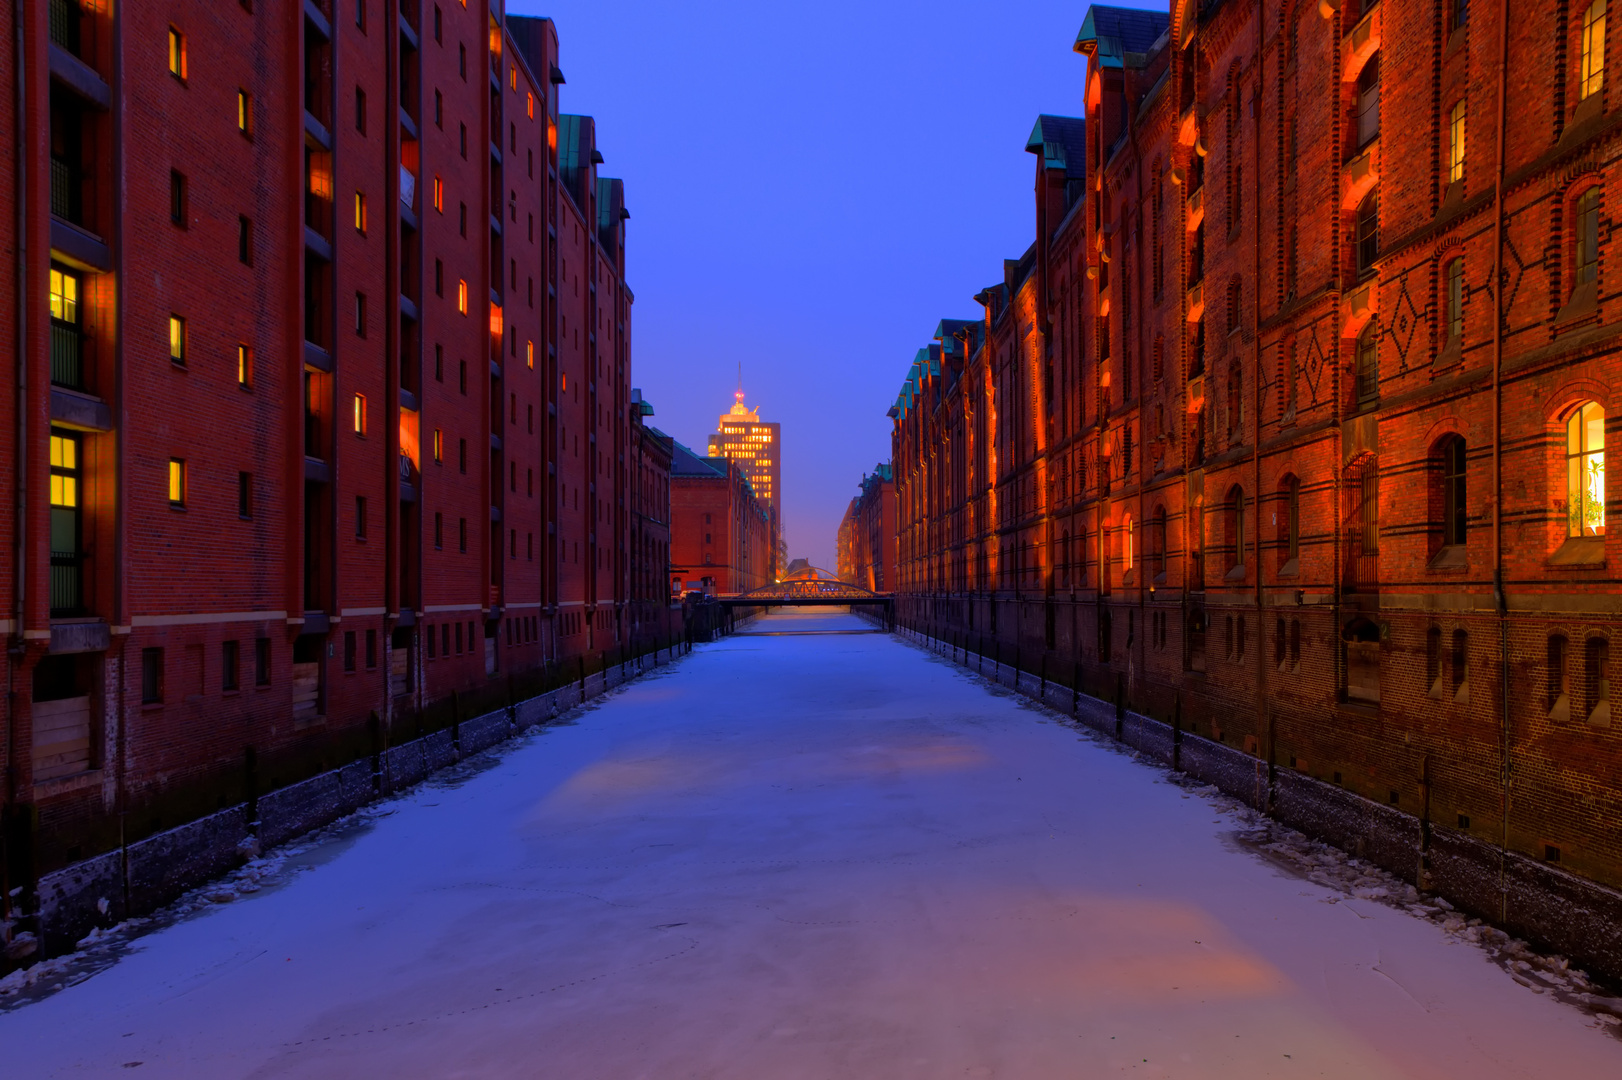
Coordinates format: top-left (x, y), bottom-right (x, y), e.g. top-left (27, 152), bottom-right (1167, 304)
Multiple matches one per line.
top-left (169, 315), bottom-right (186, 365)
top-left (50, 433), bottom-right (79, 510)
top-left (168, 458), bottom-right (186, 507)
top-left (527, 340), bottom-right (534, 369)
top-left (1568, 401), bottom-right (1606, 537)
top-left (168, 27), bottom-right (186, 79)
top-left (433, 176), bottom-right (444, 212)
top-left (527, 92), bottom-right (534, 119)
top-left (237, 89), bottom-right (252, 134)
top-left (1448, 100), bottom-right (1465, 184)
top-left (355, 191), bottom-right (367, 233)
top-left (353, 393), bottom-right (367, 435)
top-left (1582, 0), bottom-right (1607, 100)
top-left (510, 65), bottom-right (517, 90)
top-left (237, 344), bottom-right (252, 388)
top-left (50, 267), bottom-right (79, 325)
top-left (458, 280), bottom-right (468, 314)
top-left (433, 428), bottom-right (443, 463)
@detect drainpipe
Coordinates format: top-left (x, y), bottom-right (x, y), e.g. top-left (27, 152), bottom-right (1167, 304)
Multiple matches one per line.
top-left (1252, 6), bottom-right (1267, 790)
top-left (1492, 0), bottom-right (1511, 922)
top-left (5, 0), bottom-right (32, 940)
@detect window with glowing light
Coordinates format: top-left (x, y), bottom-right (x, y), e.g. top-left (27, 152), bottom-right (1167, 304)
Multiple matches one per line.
top-left (1567, 401), bottom-right (1606, 537)
top-left (1582, 0), bottom-right (1607, 100)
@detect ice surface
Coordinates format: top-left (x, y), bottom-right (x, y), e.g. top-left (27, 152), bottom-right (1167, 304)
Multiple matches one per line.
top-left (2, 608), bottom-right (1619, 1077)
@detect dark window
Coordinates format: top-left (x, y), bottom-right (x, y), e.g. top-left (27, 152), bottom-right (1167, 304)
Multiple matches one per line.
top-left (458, 437), bottom-right (467, 473)
top-left (459, 517), bottom-right (467, 552)
top-left (1587, 637), bottom-right (1610, 723)
top-left (355, 0), bottom-right (365, 30)
top-left (1355, 324), bottom-right (1379, 405)
top-left (435, 258), bottom-right (443, 296)
top-left (1451, 0), bottom-right (1468, 31)
top-left (435, 343), bottom-right (444, 381)
top-left (1355, 189), bottom-right (1380, 277)
top-left (1452, 629), bottom-right (1469, 697)
top-left (433, 4), bottom-right (441, 42)
top-left (428, 623), bottom-right (437, 658)
top-left (1355, 53), bottom-right (1380, 147)
top-left (1441, 436), bottom-right (1467, 547)
top-left (141, 647), bottom-right (163, 704)
top-left (1446, 258), bottom-right (1464, 341)
top-left (434, 89), bottom-right (443, 128)
top-left (459, 43), bottom-right (467, 80)
top-left (355, 494), bottom-right (367, 538)
top-left (1284, 476), bottom-right (1301, 562)
top-left (1549, 635), bottom-right (1569, 712)
top-left (459, 201), bottom-right (467, 236)
top-left (238, 471), bottom-right (252, 518)
top-left (238, 215), bottom-right (252, 264)
top-left (1575, 187), bottom-right (1600, 290)
top-left (459, 359), bottom-right (467, 394)
top-left (460, 123), bottom-right (468, 159)
top-left (222, 640), bottom-right (240, 692)
top-left (355, 87), bottom-right (366, 133)
top-left (434, 511), bottom-right (443, 549)
top-left (344, 630), bottom-right (357, 672)
top-left (255, 638), bottom-right (270, 685)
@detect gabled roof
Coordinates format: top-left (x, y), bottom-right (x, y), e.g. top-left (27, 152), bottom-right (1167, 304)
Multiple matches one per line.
top-left (1026, 114), bottom-right (1088, 178)
top-left (1074, 5), bottom-right (1171, 67)
top-left (670, 439), bottom-right (725, 478)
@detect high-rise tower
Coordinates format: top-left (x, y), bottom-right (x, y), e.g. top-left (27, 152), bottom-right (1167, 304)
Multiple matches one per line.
top-left (708, 387), bottom-right (782, 573)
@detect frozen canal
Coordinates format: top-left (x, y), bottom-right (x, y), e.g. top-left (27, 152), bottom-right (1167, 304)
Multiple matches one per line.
top-left (4, 609), bottom-right (1620, 1078)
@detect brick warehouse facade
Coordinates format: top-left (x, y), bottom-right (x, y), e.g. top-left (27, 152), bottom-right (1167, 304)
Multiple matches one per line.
top-left (669, 438), bottom-right (774, 596)
top-left (0, 1), bottom-right (679, 944)
top-left (883, 0), bottom-right (1622, 976)
top-left (837, 464), bottom-right (895, 593)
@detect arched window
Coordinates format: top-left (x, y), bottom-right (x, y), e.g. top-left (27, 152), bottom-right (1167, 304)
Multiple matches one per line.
top-left (1226, 485), bottom-right (1247, 572)
top-left (1355, 188), bottom-right (1380, 277)
top-left (1154, 502), bottom-right (1167, 577)
top-left (1280, 474), bottom-right (1301, 565)
top-left (1355, 322), bottom-right (1379, 405)
top-left (1344, 618), bottom-right (1381, 702)
top-left (1548, 634), bottom-right (1571, 720)
top-left (1355, 52), bottom-right (1381, 147)
top-left (1346, 454), bottom-right (1379, 590)
top-left (1448, 101), bottom-right (1466, 184)
top-left (1445, 258), bottom-right (1464, 343)
top-left (1153, 335), bottom-right (1165, 381)
top-left (1567, 401), bottom-right (1606, 537)
top-left (1574, 187), bottom-right (1601, 292)
top-left (1227, 364), bottom-right (1244, 437)
top-left (1438, 436), bottom-right (1467, 547)
top-left (1582, 0), bottom-right (1607, 101)
top-left (1586, 636), bottom-right (1610, 725)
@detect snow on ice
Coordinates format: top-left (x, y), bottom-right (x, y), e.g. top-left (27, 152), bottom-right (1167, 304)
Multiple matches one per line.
top-left (1, 608), bottom-right (1619, 1077)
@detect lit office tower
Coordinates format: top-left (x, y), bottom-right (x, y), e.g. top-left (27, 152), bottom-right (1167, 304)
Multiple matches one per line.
top-left (708, 388), bottom-right (781, 569)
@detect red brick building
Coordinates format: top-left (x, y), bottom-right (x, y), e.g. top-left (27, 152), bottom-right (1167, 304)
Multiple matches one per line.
top-left (838, 464), bottom-right (895, 592)
top-left (669, 440), bottom-right (773, 596)
top-left (886, 0), bottom-right (1622, 973)
top-left (0, 3), bottom-right (671, 929)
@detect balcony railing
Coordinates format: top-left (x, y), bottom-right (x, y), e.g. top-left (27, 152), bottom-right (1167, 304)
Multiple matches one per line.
top-left (50, 157), bottom-right (81, 223)
top-left (49, 0), bottom-right (81, 53)
top-left (51, 322), bottom-right (84, 390)
top-left (1344, 523), bottom-right (1379, 593)
top-left (50, 551), bottom-right (84, 617)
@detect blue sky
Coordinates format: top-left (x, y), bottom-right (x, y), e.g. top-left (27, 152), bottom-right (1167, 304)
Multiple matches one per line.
top-left (509, 0), bottom-right (1115, 571)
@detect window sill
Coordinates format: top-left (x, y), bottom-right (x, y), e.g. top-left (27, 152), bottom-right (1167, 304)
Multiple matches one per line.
top-left (1428, 544), bottom-right (1468, 571)
top-left (1440, 179), bottom-right (1464, 217)
top-left (1590, 701), bottom-right (1612, 728)
top-left (1276, 558), bottom-right (1301, 578)
top-left (1555, 281), bottom-right (1598, 329)
top-left (1549, 536), bottom-right (1605, 568)
top-left (1225, 563), bottom-right (1247, 581)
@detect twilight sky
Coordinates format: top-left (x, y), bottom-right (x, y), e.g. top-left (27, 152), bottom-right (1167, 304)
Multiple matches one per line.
top-left (511, 0), bottom-right (1125, 572)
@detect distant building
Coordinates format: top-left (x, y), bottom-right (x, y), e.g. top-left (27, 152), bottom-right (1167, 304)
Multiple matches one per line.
top-left (629, 393), bottom-right (676, 649)
top-left (842, 465), bottom-right (895, 593)
top-left (669, 441), bottom-right (772, 595)
top-left (707, 389), bottom-right (782, 576)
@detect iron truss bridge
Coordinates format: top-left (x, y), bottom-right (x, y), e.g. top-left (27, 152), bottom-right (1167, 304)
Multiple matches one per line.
top-left (718, 580), bottom-right (896, 624)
